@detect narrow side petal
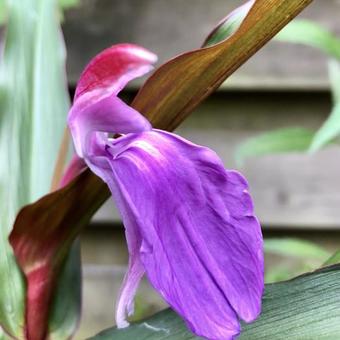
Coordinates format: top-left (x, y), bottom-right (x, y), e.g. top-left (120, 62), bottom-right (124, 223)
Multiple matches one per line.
top-left (115, 257), bottom-right (144, 329)
top-left (59, 154), bottom-right (87, 187)
top-left (94, 130), bottom-right (264, 340)
top-left (105, 177), bottom-right (145, 328)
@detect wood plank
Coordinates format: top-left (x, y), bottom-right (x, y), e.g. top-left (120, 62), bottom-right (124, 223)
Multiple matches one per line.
top-left (92, 91), bottom-right (340, 228)
top-left (63, 0), bottom-right (340, 89)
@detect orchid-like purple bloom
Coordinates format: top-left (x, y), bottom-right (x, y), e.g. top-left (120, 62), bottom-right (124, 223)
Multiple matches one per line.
top-left (68, 44), bottom-right (264, 340)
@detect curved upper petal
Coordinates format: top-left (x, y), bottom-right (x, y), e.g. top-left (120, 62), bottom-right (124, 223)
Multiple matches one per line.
top-left (68, 44), bottom-right (156, 158)
top-left (94, 130), bottom-right (264, 340)
top-left (74, 43), bottom-right (157, 103)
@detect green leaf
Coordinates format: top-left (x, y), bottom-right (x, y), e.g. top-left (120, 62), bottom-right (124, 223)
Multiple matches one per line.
top-left (264, 265), bottom-right (306, 284)
top-left (277, 25), bottom-right (340, 153)
top-left (275, 34), bottom-right (340, 152)
top-left (0, 0), bottom-right (80, 337)
top-left (275, 19), bottom-right (340, 60)
top-left (0, 327), bottom-right (11, 340)
top-left (264, 238), bottom-right (331, 260)
top-left (323, 250), bottom-right (340, 267)
top-left (90, 265), bottom-right (340, 339)
top-left (235, 128), bottom-right (314, 165)
top-left (58, 0), bottom-right (81, 21)
top-left (58, 0), bottom-right (79, 9)
top-left (202, 8), bottom-right (340, 63)
top-left (309, 102), bottom-right (340, 152)
top-left (0, 0), bottom-right (37, 334)
top-left (203, 0), bottom-right (255, 47)
top-left (0, 0), bottom-right (8, 25)
top-left (48, 241), bottom-right (81, 340)
top-left (0, 0), bottom-right (78, 25)
top-left (241, 265), bottom-right (340, 339)
top-left (264, 238), bottom-right (330, 283)
top-left (329, 59), bottom-right (340, 103)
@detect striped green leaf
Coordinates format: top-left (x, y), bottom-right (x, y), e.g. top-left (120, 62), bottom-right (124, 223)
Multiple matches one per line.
top-left (91, 265), bottom-right (340, 340)
top-left (0, 0), bottom-right (80, 337)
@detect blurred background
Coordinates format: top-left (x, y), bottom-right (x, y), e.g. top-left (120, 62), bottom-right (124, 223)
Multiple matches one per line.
top-left (59, 1), bottom-right (340, 338)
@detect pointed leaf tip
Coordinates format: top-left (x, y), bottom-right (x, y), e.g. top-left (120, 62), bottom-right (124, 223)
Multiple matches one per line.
top-left (203, 0), bottom-right (255, 47)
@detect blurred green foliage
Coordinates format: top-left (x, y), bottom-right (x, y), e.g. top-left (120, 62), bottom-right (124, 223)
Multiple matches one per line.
top-left (264, 238), bottom-right (331, 260)
top-left (236, 128), bottom-right (315, 166)
top-left (235, 20), bottom-right (340, 160)
top-left (264, 238), bottom-right (331, 283)
top-left (0, 0), bottom-right (80, 24)
top-left (0, 0), bottom-right (80, 338)
top-left (59, 0), bottom-right (80, 9)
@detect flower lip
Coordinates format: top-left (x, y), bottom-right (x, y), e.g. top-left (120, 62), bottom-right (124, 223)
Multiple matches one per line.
top-left (99, 129), bottom-right (264, 339)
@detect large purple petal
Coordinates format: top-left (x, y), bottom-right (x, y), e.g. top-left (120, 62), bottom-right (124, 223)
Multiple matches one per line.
top-left (93, 130), bottom-right (264, 339)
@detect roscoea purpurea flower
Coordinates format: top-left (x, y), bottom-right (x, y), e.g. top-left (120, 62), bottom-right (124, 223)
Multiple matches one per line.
top-left (68, 43), bottom-right (264, 340)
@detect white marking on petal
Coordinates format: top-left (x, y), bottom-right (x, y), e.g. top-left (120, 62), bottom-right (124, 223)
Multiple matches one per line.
top-left (133, 140), bottom-right (164, 159)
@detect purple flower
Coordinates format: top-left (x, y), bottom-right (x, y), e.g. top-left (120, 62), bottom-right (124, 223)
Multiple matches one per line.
top-left (68, 44), bottom-right (264, 340)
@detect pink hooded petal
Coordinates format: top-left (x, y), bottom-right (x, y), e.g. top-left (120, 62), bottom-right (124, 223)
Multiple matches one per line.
top-left (74, 43), bottom-right (157, 103)
top-left (91, 130), bottom-right (263, 340)
top-left (68, 44), bottom-right (156, 158)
